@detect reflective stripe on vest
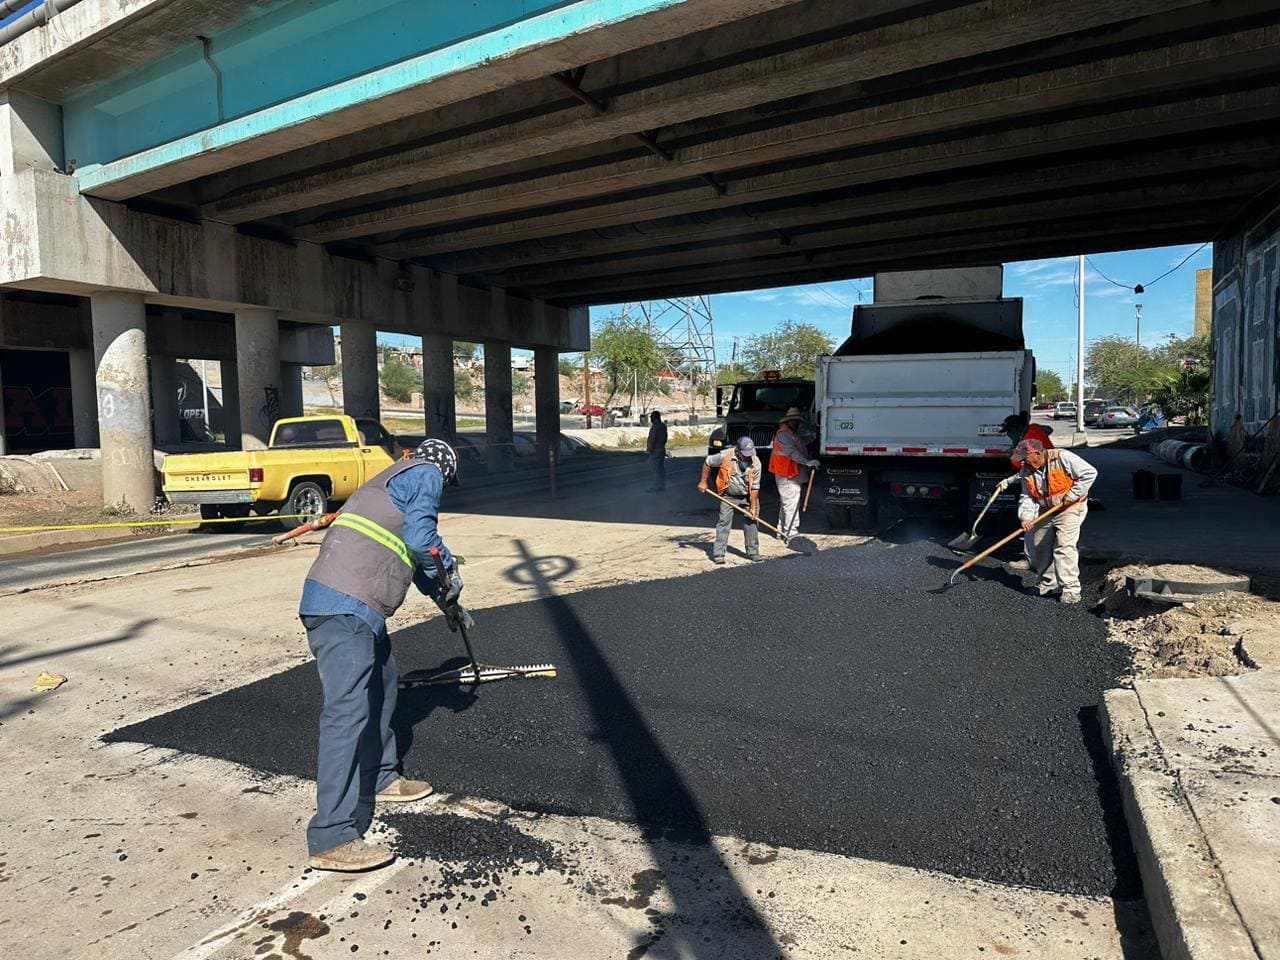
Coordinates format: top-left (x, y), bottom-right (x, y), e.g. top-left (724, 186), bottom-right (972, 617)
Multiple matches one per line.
top-left (331, 512), bottom-right (413, 568)
top-left (1026, 450), bottom-right (1074, 502)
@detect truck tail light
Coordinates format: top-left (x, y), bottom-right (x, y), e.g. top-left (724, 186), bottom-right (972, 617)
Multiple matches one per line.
top-left (249, 468), bottom-right (264, 483)
top-left (930, 486), bottom-right (945, 498)
top-left (892, 484), bottom-right (906, 496)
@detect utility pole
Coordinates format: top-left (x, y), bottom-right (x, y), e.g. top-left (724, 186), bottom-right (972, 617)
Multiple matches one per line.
top-left (1076, 254), bottom-right (1086, 435)
top-left (583, 354), bottom-right (592, 429)
top-left (1135, 302), bottom-right (1143, 361)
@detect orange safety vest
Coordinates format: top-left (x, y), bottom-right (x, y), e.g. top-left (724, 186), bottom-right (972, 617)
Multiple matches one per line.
top-left (768, 425), bottom-right (801, 479)
top-left (1024, 449), bottom-right (1074, 503)
top-left (716, 453), bottom-right (758, 496)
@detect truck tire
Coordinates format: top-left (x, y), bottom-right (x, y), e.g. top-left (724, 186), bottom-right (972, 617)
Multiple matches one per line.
top-left (197, 504), bottom-right (220, 533)
top-left (281, 481), bottom-right (329, 531)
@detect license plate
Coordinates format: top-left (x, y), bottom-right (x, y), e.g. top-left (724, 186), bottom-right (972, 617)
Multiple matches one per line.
top-left (978, 424), bottom-right (1004, 436)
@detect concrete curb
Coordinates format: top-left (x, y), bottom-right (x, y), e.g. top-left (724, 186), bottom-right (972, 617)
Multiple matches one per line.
top-left (0, 526), bottom-right (155, 558)
top-left (1100, 689), bottom-right (1259, 960)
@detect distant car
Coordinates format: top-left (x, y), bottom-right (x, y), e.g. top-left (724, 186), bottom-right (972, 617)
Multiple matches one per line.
top-left (1053, 401), bottom-right (1077, 420)
top-left (1082, 398), bottom-right (1110, 425)
top-left (580, 404), bottom-right (604, 417)
top-left (1100, 406), bottom-right (1138, 428)
top-left (1034, 401), bottom-right (1057, 411)
top-left (559, 400), bottom-right (574, 414)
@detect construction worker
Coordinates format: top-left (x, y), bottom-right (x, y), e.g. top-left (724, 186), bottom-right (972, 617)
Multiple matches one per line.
top-left (646, 410), bottom-right (668, 492)
top-left (1000, 411), bottom-right (1054, 450)
top-left (699, 436), bottom-right (762, 564)
top-left (297, 439), bottom-right (462, 872)
top-left (770, 407), bottom-right (819, 543)
top-left (1014, 438), bottom-right (1097, 603)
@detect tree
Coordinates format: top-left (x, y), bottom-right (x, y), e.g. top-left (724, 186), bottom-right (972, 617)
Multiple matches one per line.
top-left (717, 362), bottom-right (749, 385)
top-left (512, 372), bottom-right (531, 396)
top-left (453, 341), bottom-right (479, 364)
top-left (558, 356), bottom-right (582, 378)
top-left (1151, 334), bottom-right (1212, 424)
top-left (1085, 336), bottom-right (1172, 403)
top-left (380, 355), bottom-right (418, 404)
top-left (741, 321), bottom-right (833, 378)
top-left (454, 369), bottom-right (475, 402)
top-left (312, 362), bottom-right (342, 405)
top-left (1035, 370), bottom-right (1067, 404)
top-left (589, 317), bottom-right (666, 407)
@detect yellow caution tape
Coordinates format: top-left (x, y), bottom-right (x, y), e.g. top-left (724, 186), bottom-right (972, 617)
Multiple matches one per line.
top-left (0, 514), bottom-right (316, 534)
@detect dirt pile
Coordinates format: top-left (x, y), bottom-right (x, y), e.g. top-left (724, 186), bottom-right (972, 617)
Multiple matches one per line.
top-left (1097, 563), bottom-right (1278, 679)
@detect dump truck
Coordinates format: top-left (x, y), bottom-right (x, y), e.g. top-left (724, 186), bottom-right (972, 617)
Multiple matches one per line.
top-left (708, 372), bottom-right (815, 470)
top-left (162, 415), bottom-right (402, 531)
top-left (816, 267), bottom-right (1035, 528)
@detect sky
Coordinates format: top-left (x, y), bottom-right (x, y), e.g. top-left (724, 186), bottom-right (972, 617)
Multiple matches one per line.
top-left (584, 242), bottom-right (1213, 386)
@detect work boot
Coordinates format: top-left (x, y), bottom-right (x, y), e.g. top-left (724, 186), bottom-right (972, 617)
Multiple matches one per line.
top-left (711, 555), bottom-right (726, 565)
top-left (308, 839), bottom-right (394, 873)
top-left (375, 778), bottom-right (433, 803)
top-left (1060, 592), bottom-right (1081, 605)
top-left (747, 554), bottom-right (763, 562)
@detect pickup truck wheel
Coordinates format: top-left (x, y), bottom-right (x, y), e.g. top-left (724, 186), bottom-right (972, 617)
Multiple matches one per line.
top-left (281, 482), bottom-right (329, 531)
top-left (197, 504), bottom-right (221, 533)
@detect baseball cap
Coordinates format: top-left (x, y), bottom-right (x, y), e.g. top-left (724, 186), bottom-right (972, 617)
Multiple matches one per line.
top-left (736, 436), bottom-right (756, 458)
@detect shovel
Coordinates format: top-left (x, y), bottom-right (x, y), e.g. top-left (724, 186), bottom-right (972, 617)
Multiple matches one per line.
top-left (946, 481), bottom-right (1009, 553)
top-left (947, 502), bottom-right (1066, 586)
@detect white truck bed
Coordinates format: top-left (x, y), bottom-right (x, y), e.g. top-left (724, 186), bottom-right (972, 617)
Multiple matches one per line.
top-left (817, 351), bottom-right (1033, 457)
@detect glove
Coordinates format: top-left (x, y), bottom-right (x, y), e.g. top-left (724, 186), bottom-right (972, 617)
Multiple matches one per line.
top-left (806, 459), bottom-right (820, 468)
top-left (435, 598), bottom-right (475, 632)
top-left (443, 565), bottom-right (463, 605)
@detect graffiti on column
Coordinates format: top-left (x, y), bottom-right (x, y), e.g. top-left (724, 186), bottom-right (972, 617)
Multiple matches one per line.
top-left (258, 386), bottom-right (280, 433)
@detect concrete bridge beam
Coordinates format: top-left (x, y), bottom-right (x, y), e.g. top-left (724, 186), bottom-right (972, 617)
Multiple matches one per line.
top-left (421, 333), bottom-right (456, 445)
top-left (69, 346), bottom-right (97, 448)
top-left (91, 291), bottom-right (154, 514)
top-left (483, 309), bottom-right (514, 474)
top-left (341, 321), bottom-right (379, 422)
top-left (149, 355), bottom-right (179, 446)
top-left (234, 308), bottom-right (282, 450)
top-left (280, 363), bottom-right (304, 420)
top-left (534, 337), bottom-right (559, 465)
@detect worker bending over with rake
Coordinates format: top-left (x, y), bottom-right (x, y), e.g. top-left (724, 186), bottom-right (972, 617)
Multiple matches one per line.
top-left (1014, 438), bottom-right (1097, 604)
top-left (699, 436), bottom-right (763, 564)
top-left (298, 439), bottom-right (463, 872)
top-left (770, 407), bottom-right (819, 544)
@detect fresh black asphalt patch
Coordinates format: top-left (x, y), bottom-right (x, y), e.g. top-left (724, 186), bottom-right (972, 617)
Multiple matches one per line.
top-left (106, 539), bottom-right (1138, 898)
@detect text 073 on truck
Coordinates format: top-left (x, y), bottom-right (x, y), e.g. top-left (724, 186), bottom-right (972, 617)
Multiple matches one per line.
top-left (816, 267), bottom-right (1033, 529)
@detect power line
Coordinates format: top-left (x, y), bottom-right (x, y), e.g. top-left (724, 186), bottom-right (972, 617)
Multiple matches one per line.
top-left (1085, 242), bottom-right (1210, 293)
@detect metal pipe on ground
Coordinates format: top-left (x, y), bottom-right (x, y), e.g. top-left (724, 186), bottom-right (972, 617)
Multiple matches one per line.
top-left (1151, 439), bottom-right (1209, 472)
top-left (0, 0), bottom-right (84, 47)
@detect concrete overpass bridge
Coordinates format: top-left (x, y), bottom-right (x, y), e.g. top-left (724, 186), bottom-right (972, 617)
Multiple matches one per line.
top-left (1, 0), bottom-right (1278, 509)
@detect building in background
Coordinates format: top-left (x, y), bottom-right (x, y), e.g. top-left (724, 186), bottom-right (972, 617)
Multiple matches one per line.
top-left (1195, 268), bottom-right (1214, 337)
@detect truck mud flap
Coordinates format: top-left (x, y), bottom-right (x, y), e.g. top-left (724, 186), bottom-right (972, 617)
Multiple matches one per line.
top-left (823, 467), bottom-right (869, 506)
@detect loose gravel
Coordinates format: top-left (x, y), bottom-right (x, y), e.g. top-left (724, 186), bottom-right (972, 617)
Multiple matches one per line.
top-left (106, 538), bottom-right (1137, 897)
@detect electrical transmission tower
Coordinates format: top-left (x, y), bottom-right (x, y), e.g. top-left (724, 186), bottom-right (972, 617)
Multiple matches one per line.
top-left (618, 297), bottom-right (717, 408)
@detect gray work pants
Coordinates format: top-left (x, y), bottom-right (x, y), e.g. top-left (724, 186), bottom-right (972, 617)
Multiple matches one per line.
top-left (776, 474), bottom-right (803, 540)
top-left (1030, 502), bottom-right (1088, 598)
top-left (302, 614), bottom-right (401, 855)
top-left (649, 449), bottom-right (666, 489)
top-left (714, 495), bottom-right (759, 559)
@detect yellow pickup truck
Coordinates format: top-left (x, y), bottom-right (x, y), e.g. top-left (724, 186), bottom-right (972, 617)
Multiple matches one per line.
top-left (162, 415), bottom-right (402, 531)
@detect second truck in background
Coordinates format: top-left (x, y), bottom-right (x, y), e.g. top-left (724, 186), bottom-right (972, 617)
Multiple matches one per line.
top-left (817, 267), bottom-right (1035, 529)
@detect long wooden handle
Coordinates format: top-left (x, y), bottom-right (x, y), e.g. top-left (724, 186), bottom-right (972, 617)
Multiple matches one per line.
top-left (272, 511), bottom-right (339, 546)
top-left (703, 487), bottom-right (783, 537)
top-left (953, 502), bottom-right (1067, 578)
top-left (802, 469), bottom-right (817, 513)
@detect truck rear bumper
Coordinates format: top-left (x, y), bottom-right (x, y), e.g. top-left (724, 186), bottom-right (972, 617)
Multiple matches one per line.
top-left (165, 490), bottom-right (254, 505)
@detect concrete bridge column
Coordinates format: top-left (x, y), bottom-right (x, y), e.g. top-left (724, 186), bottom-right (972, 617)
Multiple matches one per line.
top-left (341, 321), bottom-right (379, 421)
top-left (91, 292), bottom-right (154, 514)
top-left (534, 345), bottom-right (560, 463)
top-left (484, 339), bottom-right (514, 474)
top-left (422, 333), bottom-right (456, 443)
top-left (68, 348), bottom-right (98, 448)
top-left (280, 363), bottom-right (304, 419)
top-left (0, 359), bottom-right (6, 456)
top-left (149, 356), bottom-right (180, 446)
top-left (235, 308), bottom-right (282, 450)
top-left (219, 361), bottom-right (240, 448)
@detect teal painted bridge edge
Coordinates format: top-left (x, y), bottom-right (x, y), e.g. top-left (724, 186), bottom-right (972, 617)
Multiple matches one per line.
top-left (73, 0), bottom-right (691, 195)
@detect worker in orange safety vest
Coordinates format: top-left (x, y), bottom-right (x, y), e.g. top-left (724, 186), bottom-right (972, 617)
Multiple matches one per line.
top-left (769, 407), bottom-right (818, 544)
top-left (699, 436), bottom-right (762, 565)
top-left (1014, 439), bottom-right (1097, 603)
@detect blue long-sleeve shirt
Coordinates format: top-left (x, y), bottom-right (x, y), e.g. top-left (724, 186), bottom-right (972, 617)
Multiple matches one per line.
top-left (299, 463), bottom-right (455, 632)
